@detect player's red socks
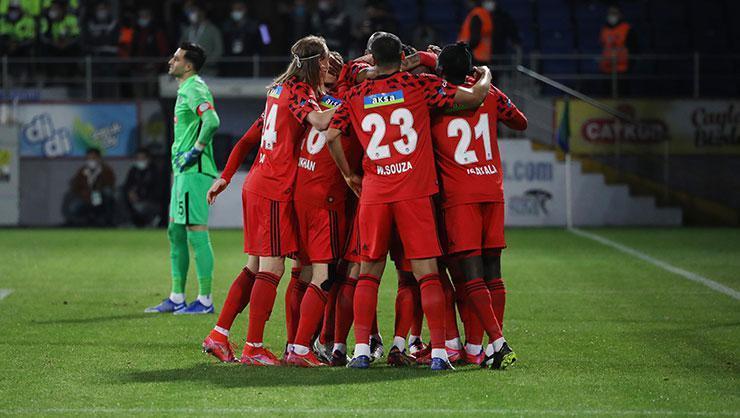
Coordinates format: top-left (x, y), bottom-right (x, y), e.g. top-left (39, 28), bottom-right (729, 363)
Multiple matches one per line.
top-left (319, 280), bottom-right (339, 345)
top-left (353, 274), bottom-right (380, 346)
top-left (285, 269), bottom-right (308, 345)
top-left (246, 271), bottom-right (281, 344)
top-left (465, 278), bottom-right (503, 342)
top-left (294, 284), bottom-right (328, 348)
top-left (394, 271), bottom-right (417, 338)
top-left (487, 278), bottom-right (506, 328)
top-left (417, 274), bottom-right (446, 349)
top-left (215, 267), bottom-right (256, 332)
top-left (334, 276), bottom-right (357, 345)
top-left (410, 280), bottom-right (423, 337)
top-left (439, 271), bottom-right (460, 341)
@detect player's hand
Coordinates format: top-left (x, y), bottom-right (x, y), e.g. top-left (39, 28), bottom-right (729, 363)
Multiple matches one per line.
top-left (174, 146), bottom-right (203, 172)
top-left (427, 44), bottom-right (442, 55)
top-left (328, 54), bottom-right (343, 78)
top-left (345, 173), bottom-right (362, 197)
top-left (473, 65), bottom-right (491, 79)
top-left (355, 53), bottom-right (375, 65)
top-left (207, 178), bottom-right (228, 205)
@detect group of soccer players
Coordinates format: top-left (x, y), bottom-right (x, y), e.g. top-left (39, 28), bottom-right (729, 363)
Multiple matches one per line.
top-left (148, 30), bottom-right (527, 371)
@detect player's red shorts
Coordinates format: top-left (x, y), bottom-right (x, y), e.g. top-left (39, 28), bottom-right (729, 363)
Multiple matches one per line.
top-left (343, 201), bottom-right (363, 263)
top-left (441, 201), bottom-right (506, 256)
top-left (389, 230), bottom-right (412, 271)
top-left (295, 199), bottom-right (347, 264)
top-left (242, 189), bottom-right (299, 257)
top-left (359, 195), bottom-right (442, 261)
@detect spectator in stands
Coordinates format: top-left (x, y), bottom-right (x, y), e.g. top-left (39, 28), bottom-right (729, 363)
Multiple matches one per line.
top-left (599, 5), bottom-right (637, 95)
top-left (127, 7), bottom-right (169, 96)
top-left (221, 1), bottom-right (264, 77)
top-left (41, 1), bottom-right (81, 78)
top-left (309, 0), bottom-right (350, 54)
top-left (180, 1), bottom-right (222, 75)
top-left (123, 148), bottom-right (161, 227)
top-left (458, 0), bottom-right (493, 65)
top-left (0, 2), bottom-right (37, 80)
top-left (63, 148), bottom-right (116, 227)
top-left (354, 0), bottom-right (398, 56)
top-left (84, 2), bottom-right (120, 97)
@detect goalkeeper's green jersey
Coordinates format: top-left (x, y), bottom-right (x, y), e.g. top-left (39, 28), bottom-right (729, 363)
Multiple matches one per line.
top-left (171, 74), bottom-right (218, 177)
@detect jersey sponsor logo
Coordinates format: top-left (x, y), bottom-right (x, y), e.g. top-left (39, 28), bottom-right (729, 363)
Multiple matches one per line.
top-left (269, 85), bottom-right (283, 98)
top-left (320, 94), bottom-right (342, 109)
top-left (466, 164), bottom-right (499, 176)
top-left (376, 161), bottom-right (413, 175)
top-left (298, 157), bottom-right (316, 172)
top-left (363, 90), bottom-right (404, 109)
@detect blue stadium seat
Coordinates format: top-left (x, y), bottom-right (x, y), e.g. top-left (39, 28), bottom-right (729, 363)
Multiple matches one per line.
top-left (576, 22), bottom-right (603, 54)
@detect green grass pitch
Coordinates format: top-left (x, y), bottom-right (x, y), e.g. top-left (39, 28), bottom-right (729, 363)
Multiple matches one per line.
top-left (0, 228), bottom-right (738, 416)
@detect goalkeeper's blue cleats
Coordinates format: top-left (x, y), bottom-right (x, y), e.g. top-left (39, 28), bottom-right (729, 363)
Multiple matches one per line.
top-left (346, 355), bottom-right (370, 369)
top-left (430, 357), bottom-right (455, 371)
top-left (174, 300), bottom-right (214, 315)
top-left (144, 298), bottom-right (186, 313)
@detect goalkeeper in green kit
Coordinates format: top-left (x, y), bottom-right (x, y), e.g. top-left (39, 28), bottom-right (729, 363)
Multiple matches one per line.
top-left (146, 42), bottom-right (220, 314)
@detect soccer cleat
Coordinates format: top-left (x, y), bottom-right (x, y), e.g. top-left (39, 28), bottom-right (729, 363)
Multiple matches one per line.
top-left (386, 346), bottom-right (416, 367)
top-left (346, 355), bottom-right (371, 369)
top-left (491, 342), bottom-right (517, 370)
top-left (173, 300), bottom-right (214, 315)
top-left (330, 350), bottom-right (349, 367)
top-left (464, 348), bottom-right (485, 365)
top-left (240, 345), bottom-right (281, 366)
top-left (369, 334), bottom-right (384, 361)
top-left (446, 347), bottom-right (464, 364)
top-left (202, 336), bottom-right (236, 363)
top-left (409, 338), bottom-right (427, 356)
top-left (144, 298), bottom-right (186, 313)
top-left (285, 349), bottom-right (327, 367)
top-left (313, 338), bottom-right (333, 364)
top-left (430, 357), bottom-right (456, 371)
top-left (414, 350), bottom-right (432, 365)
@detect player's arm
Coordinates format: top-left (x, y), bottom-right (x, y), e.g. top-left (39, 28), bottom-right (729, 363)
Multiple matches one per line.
top-left (400, 51), bottom-right (437, 72)
top-left (452, 65), bottom-right (492, 108)
top-left (208, 115), bottom-right (264, 204)
top-left (494, 86), bottom-right (528, 131)
top-left (325, 128), bottom-right (361, 197)
top-left (306, 107), bottom-right (337, 131)
top-left (176, 94), bottom-right (221, 172)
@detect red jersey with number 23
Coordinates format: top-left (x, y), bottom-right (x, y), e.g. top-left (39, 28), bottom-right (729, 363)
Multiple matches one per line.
top-left (244, 77), bottom-right (320, 201)
top-left (330, 71), bottom-right (458, 204)
top-left (431, 83), bottom-right (520, 208)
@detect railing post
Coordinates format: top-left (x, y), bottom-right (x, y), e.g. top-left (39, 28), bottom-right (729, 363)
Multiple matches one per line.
top-left (85, 55), bottom-right (93, 101)
top-left (611, 51), bottom-right (618, 98)
top-left (2, 55), bottom-right (9, 98)
top-left (253, 55), bottom-right (259, 78)
top-left (693, 52), bottom-right (700, 98)
top-left (663, 133), bottom-right (670, 202)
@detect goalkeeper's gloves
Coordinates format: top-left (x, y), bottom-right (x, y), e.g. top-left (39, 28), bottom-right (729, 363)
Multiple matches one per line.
top-left (175, 143), bottom-right (205, 172)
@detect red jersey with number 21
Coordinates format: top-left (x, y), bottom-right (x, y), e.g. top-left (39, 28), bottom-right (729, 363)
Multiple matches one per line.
top-left (330, 72), bottom-right (458, 204)
top-left (431, 83), bottom-right (520, 208)
top-left (244, 77), bottom-right (320, 201)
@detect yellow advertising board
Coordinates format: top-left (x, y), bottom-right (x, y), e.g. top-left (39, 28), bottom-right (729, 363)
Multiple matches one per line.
top-left (554, 99), bottom-right (740, 155)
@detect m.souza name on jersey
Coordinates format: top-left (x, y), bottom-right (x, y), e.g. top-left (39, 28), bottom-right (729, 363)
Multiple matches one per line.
top-left (376, 161), bottom-right (413, 175)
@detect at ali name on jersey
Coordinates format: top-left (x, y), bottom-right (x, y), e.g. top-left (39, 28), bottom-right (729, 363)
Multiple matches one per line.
top-left (376, 161), bottom-right (413, 175)
top-left (466, 163), bottom-right (498, 176)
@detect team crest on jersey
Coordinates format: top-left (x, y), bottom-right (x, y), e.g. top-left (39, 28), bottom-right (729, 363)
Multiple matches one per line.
top-left (363, 90), bottom-right (404, 108)
top-left (269, 85), bottom-right (283, 98)
top-left (320, 94), bottom-right (342, 108)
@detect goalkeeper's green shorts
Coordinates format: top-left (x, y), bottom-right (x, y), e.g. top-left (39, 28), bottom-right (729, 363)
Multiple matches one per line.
top-left (169, 173), bottom-right (214, 225)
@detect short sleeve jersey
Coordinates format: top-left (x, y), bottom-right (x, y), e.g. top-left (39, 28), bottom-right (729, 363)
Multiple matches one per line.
top-left (293, 92), bottom-right (356, 209)
top-left (244, 77), bottom-right (321, 201)
top-left (330, 71), bottom-right (458, 204)
top-left (430, 82), bottom-right (521, 208)
top-left (172, 74), bottom-right (218, 177)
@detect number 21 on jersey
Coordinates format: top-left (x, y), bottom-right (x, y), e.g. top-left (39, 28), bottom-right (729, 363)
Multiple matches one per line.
top-left (447, 113), bottom-right (493, 165)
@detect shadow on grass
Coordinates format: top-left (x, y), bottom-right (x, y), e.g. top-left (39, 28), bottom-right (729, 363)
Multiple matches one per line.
top-left (116, 362), bottom-right (481, 388)
top-left (32, 313), bottom-right (154, 325)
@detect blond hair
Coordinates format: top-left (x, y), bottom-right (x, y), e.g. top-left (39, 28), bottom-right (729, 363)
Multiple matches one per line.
top-left (271, 35), bottom-right (329, 94)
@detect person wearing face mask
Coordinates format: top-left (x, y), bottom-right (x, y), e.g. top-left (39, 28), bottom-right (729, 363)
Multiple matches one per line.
top-left (599, 5), bottom-right (637, 96)
top-left (0, 3), bottom-right (37, 75)
top-left (84, 2), bottom-right (119, 57)
top-left (458, 0), bottom-right (493, 65)
top-left (179, 2), bottom-right (222, 76)
top-left (41, 0), bottom-right (81, 78)
top-left (221, 1), bottom-right (263, 77)
top-left (309, 0), bottom-right (350, 54)
top-left (123, 148), bottom-right (162, 227)
top-left (128, 7), bottom-right (169, 96)
top-left (63, 148), bottom-right (116, 227)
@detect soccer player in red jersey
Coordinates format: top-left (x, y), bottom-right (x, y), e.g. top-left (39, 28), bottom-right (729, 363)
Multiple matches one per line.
top-left (324, 32), bottom-right (493, 370)
top-left (430, 42), bottom-right (527, 369)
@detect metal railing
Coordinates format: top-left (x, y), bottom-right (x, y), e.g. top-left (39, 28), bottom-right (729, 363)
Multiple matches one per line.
top-left (1, 53), bottom-right (738, 101)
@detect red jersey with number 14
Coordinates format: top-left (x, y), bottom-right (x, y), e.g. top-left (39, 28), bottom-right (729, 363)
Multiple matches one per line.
top-left (243, 77), bottom-right (320, 201)
top-left (330, 71), bottom-right (458, 204)
top-left (431, 83), bottom-right (521, 208)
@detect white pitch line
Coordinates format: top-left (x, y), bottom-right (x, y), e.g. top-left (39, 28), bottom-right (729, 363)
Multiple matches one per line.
top-left (0, 289), bottom-right (12, 301)
top-left (569, 228), bottom-right (740, 301)
top-left (0, 407), bottom-right (737, 416)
